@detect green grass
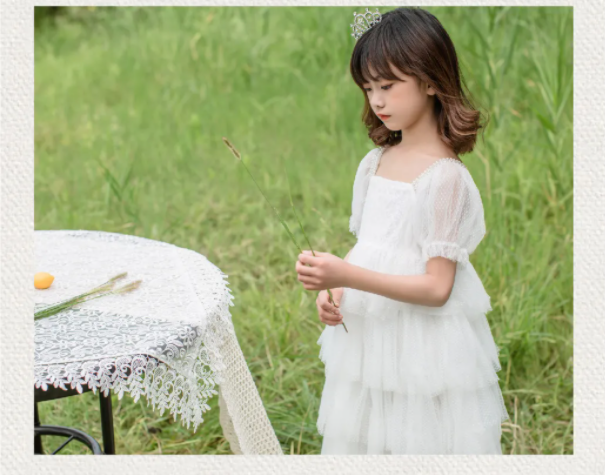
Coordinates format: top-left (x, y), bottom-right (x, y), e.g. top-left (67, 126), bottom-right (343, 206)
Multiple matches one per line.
top-left (34, 6), bottom-right (573, 455)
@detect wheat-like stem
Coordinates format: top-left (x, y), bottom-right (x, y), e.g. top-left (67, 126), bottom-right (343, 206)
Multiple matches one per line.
top-left (282, 156), bottom-right (348, 333)
top-left (222, 137), bottom-right (301, 254)
top-left (223, 137), bottom-right (349, 333)
top-left (34, 273), bottom-right (140, 320)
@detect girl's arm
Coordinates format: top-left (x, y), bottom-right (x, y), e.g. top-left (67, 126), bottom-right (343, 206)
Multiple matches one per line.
top-left (343, 248), bottom-right (353, 263)
top-left (297, 250), bottom-right (457, 307)
top-left (342, 256), bottom-right (456, 307)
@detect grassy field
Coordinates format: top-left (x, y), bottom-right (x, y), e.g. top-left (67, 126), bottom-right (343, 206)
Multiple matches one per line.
top-left (34, 6), bottom-right (573, 455)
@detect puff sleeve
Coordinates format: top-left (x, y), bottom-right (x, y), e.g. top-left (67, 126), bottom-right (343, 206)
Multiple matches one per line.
top-left (349, 148), bottom-right (380, 238)
top-left (420, 160), bottom-right (486, 267)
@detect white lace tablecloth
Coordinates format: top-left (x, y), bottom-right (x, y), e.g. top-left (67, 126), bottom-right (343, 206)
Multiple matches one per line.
top-left (34, 230), bottom-right (283, 455)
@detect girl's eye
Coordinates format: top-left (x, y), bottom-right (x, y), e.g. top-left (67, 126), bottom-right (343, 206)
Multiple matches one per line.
top-left (364, 84), bottom-right (393, 92)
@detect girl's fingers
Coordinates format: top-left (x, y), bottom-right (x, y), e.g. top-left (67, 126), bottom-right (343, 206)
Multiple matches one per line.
top-left (296, 261), bottom-right (315, 276)
top-left (298, 274), bottom-right (318, 285)
top-left (298, 253), bottom-right (316, 266)
top-left (318, 293), bottom-right (339, 312)
top-left (320, 301), bottom-right (340, 314)
top-left (319, 306), bottom-right (341, 319)
top-left (321, 314), bottom-right (343, 325)
top-left (320, 310), bottom-right (341, 322)
top-left (301, 278), bottom-right (320, 290)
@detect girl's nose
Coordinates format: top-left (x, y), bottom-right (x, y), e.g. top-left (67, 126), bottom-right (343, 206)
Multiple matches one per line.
top-left (370, 99), bottom-right (385, 110)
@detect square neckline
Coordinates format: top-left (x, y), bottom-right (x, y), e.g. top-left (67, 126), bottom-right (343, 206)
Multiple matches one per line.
top-left (371, 146), bottom-right (466, 188)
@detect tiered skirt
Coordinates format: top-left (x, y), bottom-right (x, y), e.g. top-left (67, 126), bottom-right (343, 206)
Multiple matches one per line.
top-left (316, 246), bottom-right (509, 454)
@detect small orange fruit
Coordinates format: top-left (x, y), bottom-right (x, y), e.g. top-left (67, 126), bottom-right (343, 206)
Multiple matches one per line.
top-left (35, 272), bottom-right (55, 289)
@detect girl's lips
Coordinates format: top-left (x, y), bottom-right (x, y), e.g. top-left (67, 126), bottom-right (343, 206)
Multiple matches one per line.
top-left (378, 114), bottom-right (391, 120)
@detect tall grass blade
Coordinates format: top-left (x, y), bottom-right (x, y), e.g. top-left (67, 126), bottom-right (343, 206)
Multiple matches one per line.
top-left (282, 156), bottom-right (348, 333)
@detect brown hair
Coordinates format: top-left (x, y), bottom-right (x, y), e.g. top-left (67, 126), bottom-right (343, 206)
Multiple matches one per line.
top-left (350, 7), bottom-right (486, 154)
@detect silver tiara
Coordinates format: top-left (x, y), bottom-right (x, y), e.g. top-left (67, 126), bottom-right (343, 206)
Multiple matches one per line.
top-left (350, 8), bottom-right (382, 41)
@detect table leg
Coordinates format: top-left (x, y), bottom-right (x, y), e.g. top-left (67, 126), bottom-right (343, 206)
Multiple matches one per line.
top-left (34, 403), bottom-right (43, 454)
top-left (99, 392), bottom-right (115, 454)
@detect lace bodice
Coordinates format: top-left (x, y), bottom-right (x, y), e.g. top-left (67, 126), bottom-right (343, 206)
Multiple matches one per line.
top-left (349, 147), bottom-right (486, 267)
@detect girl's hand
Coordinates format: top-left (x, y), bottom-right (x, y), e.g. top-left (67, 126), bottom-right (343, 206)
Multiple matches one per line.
top-left (295, 250), bottom-right (349, 291)
top-left (316, 287), bottom-right (344, 326)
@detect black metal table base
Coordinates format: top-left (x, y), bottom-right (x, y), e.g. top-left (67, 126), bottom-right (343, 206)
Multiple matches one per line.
top-left (99, 390), bottom-right (115, 454)
top-left (35, 388), bottom-right (115, 455)
top-left (34, 424), bottom-right (104, 454)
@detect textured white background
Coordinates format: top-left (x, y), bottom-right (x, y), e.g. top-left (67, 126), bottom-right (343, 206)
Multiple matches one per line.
top-left (1, 0), bottom-right (600, 473)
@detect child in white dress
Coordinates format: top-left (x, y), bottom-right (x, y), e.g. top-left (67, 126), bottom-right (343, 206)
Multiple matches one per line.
top-left (295, 7), bottom-right (509, 454)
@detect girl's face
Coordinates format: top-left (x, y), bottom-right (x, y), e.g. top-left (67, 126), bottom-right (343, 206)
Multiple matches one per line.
top-left (363, 64), bottom-right (436, 132)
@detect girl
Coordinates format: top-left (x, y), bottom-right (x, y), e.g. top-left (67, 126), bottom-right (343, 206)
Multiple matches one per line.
top-left (295, 7), bottom-right (510, 455)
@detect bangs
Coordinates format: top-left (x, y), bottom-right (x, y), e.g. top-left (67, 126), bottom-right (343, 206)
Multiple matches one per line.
top-left (350, 25), bottom-right (414, 89)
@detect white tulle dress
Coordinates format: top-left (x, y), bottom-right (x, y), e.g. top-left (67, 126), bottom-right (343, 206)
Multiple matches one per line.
top-left (316, 146), bottom-right (510, 454)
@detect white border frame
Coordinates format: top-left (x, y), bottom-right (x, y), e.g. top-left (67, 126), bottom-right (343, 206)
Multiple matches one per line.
top-left (2, 1), bottom-right (600, 473)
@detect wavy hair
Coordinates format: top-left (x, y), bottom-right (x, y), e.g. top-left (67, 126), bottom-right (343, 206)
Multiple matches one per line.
top-left (350, 7), bottom-right (487, 154)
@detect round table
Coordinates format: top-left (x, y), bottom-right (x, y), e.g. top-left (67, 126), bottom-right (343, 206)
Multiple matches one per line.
top-left (34, 229), bottom-right (283, 455)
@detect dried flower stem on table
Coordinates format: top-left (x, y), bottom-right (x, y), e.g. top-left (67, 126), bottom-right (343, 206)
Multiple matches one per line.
top-left (34, 272), bottom-right (142, 320)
